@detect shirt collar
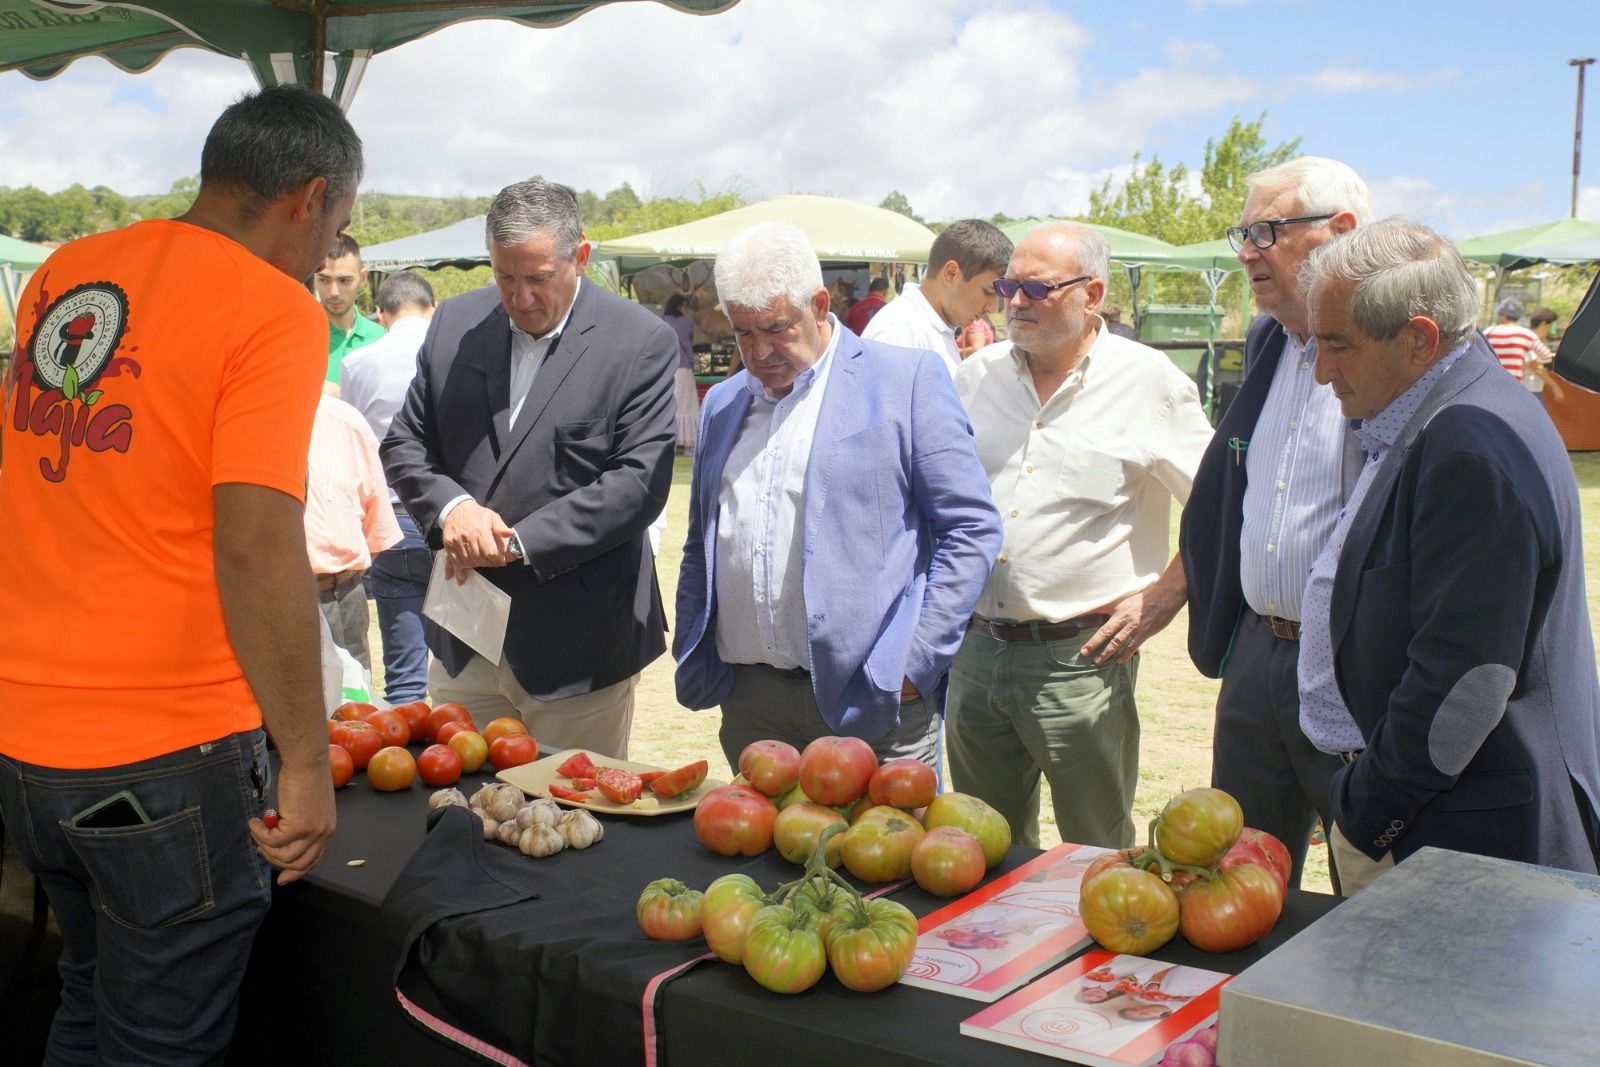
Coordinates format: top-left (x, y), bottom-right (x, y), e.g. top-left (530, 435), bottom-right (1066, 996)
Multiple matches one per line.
top-left (743, 312), bottom-right (843, 403)
top-left (509, 277), bottom-right (581, 346)
top-left (902, 282), bottom-right (957, 337)
top-left (1356, 343), bottom-right (1468, 453)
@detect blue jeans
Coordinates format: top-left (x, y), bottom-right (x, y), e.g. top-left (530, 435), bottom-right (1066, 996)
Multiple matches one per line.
top-left (366, 510), bottom-right (432, 704)
top-left (0, 730), bottom-right (274, 1067)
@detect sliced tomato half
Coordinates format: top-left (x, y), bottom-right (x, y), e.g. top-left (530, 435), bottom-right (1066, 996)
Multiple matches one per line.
top-left (649, 759), bottom-right (710, 799)
top-left (595, 767), bottom-right (644, 804)
top-left (555, 751), bottom-right (597, 779)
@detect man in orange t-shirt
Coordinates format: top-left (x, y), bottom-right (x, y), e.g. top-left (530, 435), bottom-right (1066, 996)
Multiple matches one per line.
top-left (0, 85), bottom-right (362, 1065)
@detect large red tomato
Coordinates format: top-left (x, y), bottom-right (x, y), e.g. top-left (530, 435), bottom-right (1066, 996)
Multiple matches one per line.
top-left (416, 744), bottom-right (462, 787)
top-left (329, 720), bottom-right (382, 770)
top-left (693, 784), bottom-right (777, 856)
top-left (772, 802), bottom-right (847, 866)
top-left (481, 716), bottom-right (528, 747)
top-left (867, 759), bottom-right (937, 810)
top-left (365, 708), bottom-right (411, 748)
top-left (911, 826), bottom-right (987, 897)
top-left (738, 740), bottom-right (801, 797)
top-left (1219, 828), bottom-right (1293, 894)
top-left (435, 720), bottom-right (474, 746)
top-left (334, 701), bottom-right (377, 722)
top-left (797, 736), bottom-right (877, 806)
top-left (824, 897), bottom-right (918, 992)
top-left (1178, 862), bottom-right (1284, 952)
top-left (328, 743), bottom-right (354, 789)
top-left (922, 792), bottom-right (1012, 868)
top-left (1080, 866), bottom-right (1181, 956)
top-left (367, 746), bottom-right (417, 791)
top-left (488, 733), bottom-right (539, 771)
top-left (1154, 787), bottom-right (1244, 867)
top-left (425, 703), bottom-right (474, 743)
top-left (391, 701), bottom-right (431, 743)
top-left (840, 806), bottom-right (925, 882)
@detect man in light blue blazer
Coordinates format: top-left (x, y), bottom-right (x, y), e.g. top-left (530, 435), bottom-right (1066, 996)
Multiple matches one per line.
top-left (674, 222), bottom-right (1002, 772)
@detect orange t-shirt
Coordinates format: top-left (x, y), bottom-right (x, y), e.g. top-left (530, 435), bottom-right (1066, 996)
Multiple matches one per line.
top-left (0, 220), bottom-right (325, 768)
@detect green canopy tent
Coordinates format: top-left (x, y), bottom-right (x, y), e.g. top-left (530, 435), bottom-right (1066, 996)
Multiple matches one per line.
top-left (995, 217), bottom-right (1176, 261)
top-left (362, 214), bottom-right (491, 272)
top-left (0, 232), bottom-right (52, 322)
top-left (0, 0), bottom-right (741, 102)
top-left (1455, 218), bottom-right (1600, 271)
top-left (1500, 234), bottom-right (1600, 266)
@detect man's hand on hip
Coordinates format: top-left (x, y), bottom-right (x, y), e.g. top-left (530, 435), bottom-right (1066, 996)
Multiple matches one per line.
top-left (441, 500), bottom-right (518, 579)
top-left (1081, 554), bottom-right (1188, 665)
top-left (249, 756), bottom-right (336, 885)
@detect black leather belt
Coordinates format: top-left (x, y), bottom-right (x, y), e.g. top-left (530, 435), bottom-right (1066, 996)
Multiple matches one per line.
top-left (970, 614), bottom-right (1111, 643)
top-left (755, 664), bottom-right (809, 681)
top-left (1259, 613), bottom-right (1301, 641)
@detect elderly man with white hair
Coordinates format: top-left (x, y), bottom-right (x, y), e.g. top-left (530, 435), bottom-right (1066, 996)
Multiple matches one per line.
top-left (948, 222), bottom-right (1213, 850)
top-left (1180, 156), bottom-right (1371, 890)
top-left (674, 222), bottom-right (1001, 772)
top-left (1294, 216), bottom-right (1600, 894)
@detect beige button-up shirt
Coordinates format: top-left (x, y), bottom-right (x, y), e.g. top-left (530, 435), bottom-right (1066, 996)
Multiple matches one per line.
top-left (954, 324), bottom-right (1213, 623)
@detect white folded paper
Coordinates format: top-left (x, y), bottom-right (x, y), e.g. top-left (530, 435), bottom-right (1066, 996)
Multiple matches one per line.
top-left (422, 551), bottom-right (511, 664)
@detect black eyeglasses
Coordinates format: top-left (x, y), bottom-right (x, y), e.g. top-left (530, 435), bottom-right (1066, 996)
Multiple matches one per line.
top-left (993, 275), bottom-right (1092, 301)
top-left (1225, 214), bottom-right (1335, 252)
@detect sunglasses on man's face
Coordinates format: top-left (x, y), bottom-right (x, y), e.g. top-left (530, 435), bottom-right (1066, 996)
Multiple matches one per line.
top-left (993, 275), bottom-right (1092, 301)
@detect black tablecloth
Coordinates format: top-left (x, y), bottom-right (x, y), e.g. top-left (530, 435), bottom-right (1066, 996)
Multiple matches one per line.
top-left (233, 766), bottom-right (1340, 1067)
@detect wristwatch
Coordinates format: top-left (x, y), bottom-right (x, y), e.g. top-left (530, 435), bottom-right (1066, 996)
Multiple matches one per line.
top-left (506, 535), bottom-right (524, 561)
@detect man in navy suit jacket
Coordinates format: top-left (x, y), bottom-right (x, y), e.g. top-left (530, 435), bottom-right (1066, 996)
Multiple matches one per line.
top-left (1296, 218), bottom-right (1600, 893)
top-left (383, 180), bottom-right (677, 759)
top-left (674, 222), bottom-right (1001, 771)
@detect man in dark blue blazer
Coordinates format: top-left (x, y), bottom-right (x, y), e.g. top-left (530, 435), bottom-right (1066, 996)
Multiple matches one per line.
top-left (674, 222), bottom-right (1001, 771)
top-left (1179, 157), bottom-right (1369, 889)
top-left (1296, 218), bottom-right (1600, 893)
top-left (383, 180), bottom-right (677, 758)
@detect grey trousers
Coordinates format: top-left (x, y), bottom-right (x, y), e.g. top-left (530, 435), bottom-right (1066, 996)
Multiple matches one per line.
top-left (318, 576), bottom-right (370, 675)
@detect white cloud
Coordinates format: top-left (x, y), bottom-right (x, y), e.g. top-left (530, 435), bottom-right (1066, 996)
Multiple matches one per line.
top-left (1579, 185), bottom-right (1600, 222)
top-left (1366, 174), bottom-right (1551, 238)
top-left (1286, 67), bottom-right (1457, 95)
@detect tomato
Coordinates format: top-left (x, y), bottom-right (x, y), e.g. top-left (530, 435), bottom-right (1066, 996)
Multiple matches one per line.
top-left (328, 742), bottom-right (354, 789)
top-left (1178, 861), bottom-right (1284, 952)
top-left (797, 736), bottom-right (878, 806)
top-left (334, 701), bottom-right (377, 722)
top-left (481, 716), bottom-right (528, 747)
top-left (789, 879), bottom-right (856, 941)
top-left (868, 759), bottom-right (937, 810)
top-left (840, 806), bottom-right (925, 883)
top-left (636, 878), bottom-right (705, 941)
top-left (702, 873), bottom-right (768, 963)
top-left (772, 802), bottom-right (848, 866)
top-left (435, 720), bottom-right (474, 746)
top-left (391, 701), bottom-right (431, 743)
top-left (824, 896), bottom-right (918, 992)
top-left (329, 720), bottom-right (382, 770)
top-left (425, 703), bottom-right (474, 743)
top-left (1219, 827), bottom-right (1293, 894)
top-left (922, 792), bottom-right (1012, 868)
top-left (911, 826), bottom-right (987, 897)
top-left (649, 759), bottom-right (708, 799)
top-left (571, 776), bottom-right (597, 790)
top-left (637, 770), bottom-right (666, 785)
top-left (365, 708), bottom-right (411, 748)
top-left (738, 740), bottom-right (801, 797)
top-left (1080, 866), bottom-right (1181, 955)
top-left (595, 767), bottom-right (643, 804)
top-left (1082, 847), bottom-right (1144, 887)
top-left (555, 751), bottom-right (597, 778)
top-left (416, 743), bottom-right (462, 787)
top-left (446, 730), bottom-right (488, 773)
top-left (1153, 787), bottom-right (1244, 868)
top-left (367, 746), bottom-right (417, 792)
top-left (693, 784), bottom-right (777, 857)
top-left (741, 905), bottom-right (826, 994)
top-left (488, 733), bottom-right (539, 771)
top-left (549, 784), bottom-right (591, 801)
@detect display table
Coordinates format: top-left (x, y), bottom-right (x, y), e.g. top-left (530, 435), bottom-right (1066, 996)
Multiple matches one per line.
top-left (230, 767), bottom-right (1338, 1067)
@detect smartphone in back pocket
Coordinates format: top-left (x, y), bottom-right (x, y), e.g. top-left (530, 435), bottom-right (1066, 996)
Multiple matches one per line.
top-left (69, 789), bottom-right (152, 829)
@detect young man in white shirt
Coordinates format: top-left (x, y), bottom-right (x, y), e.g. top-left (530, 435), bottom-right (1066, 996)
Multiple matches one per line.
top-left (863, 219), bottom-right (1011, 377)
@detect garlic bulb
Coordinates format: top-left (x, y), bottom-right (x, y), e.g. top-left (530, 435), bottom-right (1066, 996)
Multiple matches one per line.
top-left (485, 787), bottom-right (522, 824)
top-left (519, 823), bottom-right (565, 858)
top-left (496, 820), bottom-right (523, 846)
top-left (527, 797), bottom-right (563, 828)
top-left (557, 809), bottom-right (604, 849)
top-left (481, 815), bottom-right (501, 841)
top-left (429, 787), bottom-right (468, 810)
top-left (469, 783), bottom-right (498, 809)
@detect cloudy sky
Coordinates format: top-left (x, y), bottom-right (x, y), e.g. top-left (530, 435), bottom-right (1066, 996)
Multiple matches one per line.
top-left (3, 0), bottom-right (1598, 239)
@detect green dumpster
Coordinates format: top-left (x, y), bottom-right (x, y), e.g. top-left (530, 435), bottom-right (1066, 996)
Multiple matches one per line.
top-left (1137, 304), bottom-right (1224, 377)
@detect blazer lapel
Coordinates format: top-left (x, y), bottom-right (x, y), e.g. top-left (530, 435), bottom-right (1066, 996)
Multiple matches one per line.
top-left (697, 383), bottom-right (753, 601)
top-left (802, 335), bottom-right (863, 547)
top-left (482, 304), bottom-right (513, 456)
top-left (494, 283), bottom-right (595, 478)
top-left (1329, 340), bottom-right (1495, 649)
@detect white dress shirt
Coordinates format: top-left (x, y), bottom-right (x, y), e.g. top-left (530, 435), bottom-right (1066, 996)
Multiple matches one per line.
top-left (713, 316), bottom-right (842, 670)
top-left (340, 314), bottom-right (431, 503)
top-left (1238, 331), bottom-right (1348, 622)
top-left (861, 282), bottom-right (960, 378)
top-left (1298, 346), bottom-right (1467, 754)
top-left (955, 325), bottom-right (1213, 623)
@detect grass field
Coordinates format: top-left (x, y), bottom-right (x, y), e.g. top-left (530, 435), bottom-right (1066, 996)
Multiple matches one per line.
top-left (374, 452), bottom-right (1600, 897)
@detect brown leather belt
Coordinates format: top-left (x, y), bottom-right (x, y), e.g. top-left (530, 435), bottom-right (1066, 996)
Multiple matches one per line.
top-left (970, 614), bottom-right (1111, 643)
top-left (315, 569), bottom-right (362, 593)
top-left (1259, 613), bottom-right (1301, 641)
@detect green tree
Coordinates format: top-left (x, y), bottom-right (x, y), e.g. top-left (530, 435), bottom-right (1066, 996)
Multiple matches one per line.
top-left (5, 186), bottom-right (57, 241)
top-left (878, 190), bottom-right (923, 223)
top-left (131, 176), bottom-right (200, 221)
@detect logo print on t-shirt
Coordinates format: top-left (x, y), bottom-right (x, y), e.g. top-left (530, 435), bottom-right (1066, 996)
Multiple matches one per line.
top-left (10, 280), bottom-right (137, 483)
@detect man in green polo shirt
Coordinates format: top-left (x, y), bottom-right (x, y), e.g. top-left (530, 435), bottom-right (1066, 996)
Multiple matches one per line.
top-left (316, 232), bottom-right (384, 389)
